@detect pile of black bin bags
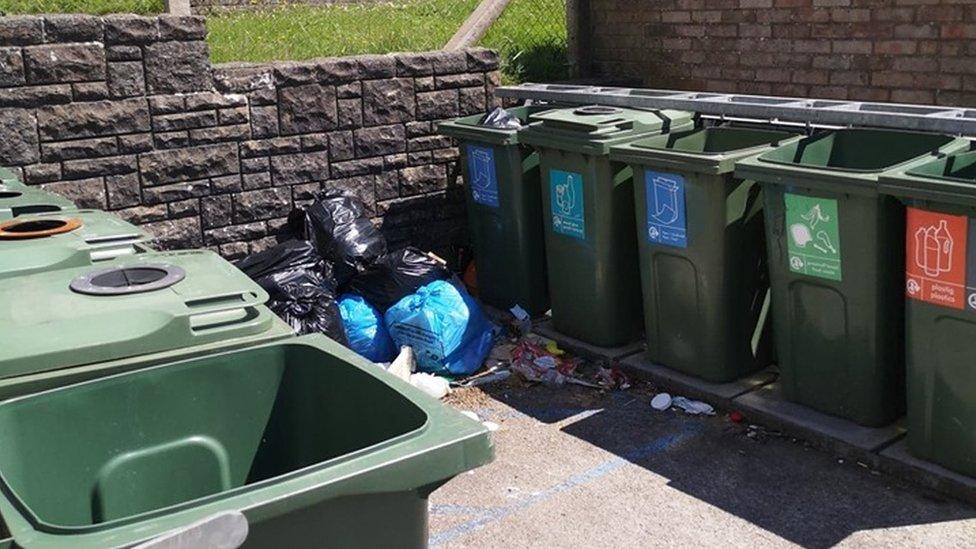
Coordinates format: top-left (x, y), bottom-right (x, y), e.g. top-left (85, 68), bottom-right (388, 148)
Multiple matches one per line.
top-left (236, 189), bottom-right (453, 360)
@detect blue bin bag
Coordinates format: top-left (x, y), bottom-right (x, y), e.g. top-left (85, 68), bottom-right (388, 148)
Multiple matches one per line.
top-left (384, 280), bottom-right (496, 376)
top-left (338, 293), bottom-right (397, 362)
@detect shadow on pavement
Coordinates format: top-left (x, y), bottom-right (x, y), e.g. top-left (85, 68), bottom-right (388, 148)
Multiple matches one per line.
top-left (479, 380), bottom-right (976, 548)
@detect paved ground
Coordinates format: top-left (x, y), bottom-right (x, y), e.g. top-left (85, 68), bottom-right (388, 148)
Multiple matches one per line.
top-left (430, 378), bottom-right (976, 548)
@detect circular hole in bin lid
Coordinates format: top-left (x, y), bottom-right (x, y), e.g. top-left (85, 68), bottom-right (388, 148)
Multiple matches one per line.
top-left (70, 263), bottom-right (186, 296)
top-left (574, 105), bottom-right (623, 116)
top-left (0, 217), bottom-right (81, 239)
top-left (0, 190), bottom-right (23, 199)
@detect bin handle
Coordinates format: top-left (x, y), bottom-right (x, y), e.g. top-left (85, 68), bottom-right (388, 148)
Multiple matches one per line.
top-left (133, 511), bottom-right (248, 549)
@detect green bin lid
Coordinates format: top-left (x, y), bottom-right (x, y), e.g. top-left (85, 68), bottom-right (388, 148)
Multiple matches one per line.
top-left (735, 129), bottom-right (969, 195)
top-left (0, 209), bottom-right (152, 280)
top-left (0, 167), bottom-right (24, 189)
top-left (517, 105), bottom-right (695, 155)
top-left (438, 105), bottom-right (555, 146)
top-left (0, 249), bottom-right (278, 380)
top-left (880, 148), bottom-right (976, 206)
top-left (609, 126), bottom-right (801, 175)
top-left (0, 186), bottom-right (76, 220)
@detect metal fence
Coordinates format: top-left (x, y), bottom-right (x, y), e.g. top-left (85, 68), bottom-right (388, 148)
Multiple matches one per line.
top-left (479, 0), bottom-right (568, 83)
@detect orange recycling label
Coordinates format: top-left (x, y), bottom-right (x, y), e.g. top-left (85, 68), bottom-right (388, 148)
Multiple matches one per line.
top-left (905, 207), bottom-right (968, 310)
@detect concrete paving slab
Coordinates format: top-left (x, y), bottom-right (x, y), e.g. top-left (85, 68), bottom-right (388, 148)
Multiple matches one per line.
top-left (620, 353), bottom-right (777, 407)
top-left (533, 320), bottom-right (644, 362)
top-left (431, 379), bottom-right (976, 548)
top-left (879, 440), bottom-right (976, 507)
top-left (732, 382), bottom-right (905, 460)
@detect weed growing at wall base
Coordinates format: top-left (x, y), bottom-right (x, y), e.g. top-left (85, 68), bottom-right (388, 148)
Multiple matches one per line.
top-left (0, 0), bottom-right (163, 14)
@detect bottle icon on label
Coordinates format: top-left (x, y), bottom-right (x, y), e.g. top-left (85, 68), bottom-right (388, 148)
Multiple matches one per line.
top-left (555, 176), bottom-right (577, 216)
top-left (914, 219), bottom-right (953, 277)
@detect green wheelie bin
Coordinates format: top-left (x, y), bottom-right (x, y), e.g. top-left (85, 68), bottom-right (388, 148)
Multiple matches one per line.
top-left (610, 126), bottom-right (801, 382)
top-left (736, 129), bottom-right (968, 426)
top-left (879, 148), bottom-right (976, 476)
top-left (0, 185), bottom-right (75, 220)
top-left (438, 106), bottom-right (552, 315)
top-left (0, 167), bottom-right (24, 189)
top-left (0, 209), bottom-right (151, 280)
top-left (0, 249), bottom-right (294, 400)
top-left (0, 333), bottom-right (493, 548)
top-left (518, 105), bottom-right (694, 347)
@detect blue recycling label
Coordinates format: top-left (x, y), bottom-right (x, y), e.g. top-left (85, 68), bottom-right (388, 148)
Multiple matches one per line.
top-left (644, 170), bottom-right (688, 248)
top-left (550, 169), bottom-right (585, 240)
top-left (466, 145), bottom-right (499, 208)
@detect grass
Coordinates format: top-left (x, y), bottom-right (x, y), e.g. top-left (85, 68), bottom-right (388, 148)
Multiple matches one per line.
top-left (0, 0), bottom-right (163, 14)
top-left (480, 0), bottom-right (568, 83)
top-left (207, 0), bottom-right (479, 64)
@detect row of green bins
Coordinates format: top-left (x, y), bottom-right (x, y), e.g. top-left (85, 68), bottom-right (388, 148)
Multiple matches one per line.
top-left (517, 105), bottom-right (694, 346)
top-left (609, 126), bottom-right (801, 382)
top-left (0, 185), bottom-right (76, 220)
top-left (0, 248), bottom-right (493, 547)
top-left (438, 106), bottom-right (552, 315)
top-left (879, 147), bottom-right (976, 477)
top-left (736, 129), bottom-right (968, 426)
top-left (0, 209), bottom-right (151, 280)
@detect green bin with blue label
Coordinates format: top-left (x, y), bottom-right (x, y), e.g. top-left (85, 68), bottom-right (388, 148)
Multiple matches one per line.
top-left (610, 126), bottom-right (801, 382)
top-left (438, 106), bottom-right (552, 315)
top-left (0, 185), bottom-right (76, 220)
top-left (735, 129), bottom-right (968, 426)
top-left (518, 106), bottom-right (693, 347)
top-left (879, 148), bottom-right (976, 476)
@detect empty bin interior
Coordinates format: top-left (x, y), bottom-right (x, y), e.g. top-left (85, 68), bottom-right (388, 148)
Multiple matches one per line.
top-left (907, 150), bottom-right (976, 182)
top-left (760, 129), bottom-right (955, 172)
top-left (0, 343), bottom-right (427, 530)
top-left (654, 127), bottom-right (797, 154)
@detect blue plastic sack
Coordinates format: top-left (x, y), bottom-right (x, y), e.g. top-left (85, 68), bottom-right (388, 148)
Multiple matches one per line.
top-left (338, 293), bottom-right (397, 363)
top-left (384, 280), bottom-right (495, 376)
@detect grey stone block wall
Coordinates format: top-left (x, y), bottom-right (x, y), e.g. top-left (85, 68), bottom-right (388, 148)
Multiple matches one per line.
top-left (0, 14), bottom-right (501, 259)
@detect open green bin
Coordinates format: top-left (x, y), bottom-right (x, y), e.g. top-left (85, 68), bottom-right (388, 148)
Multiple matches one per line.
top-left (736, 129), bottom-right (968, 426)
top-left (0, 249), bottom-right (294, 400)
top-left (0, 333), bottom-right (493, 548)
top-left (610, 126), bottom-right (801, 382)
top-left (0, 186), bottom-right (75, 220)
top-left (879, 147), bottom-right (976, 476)
top-left (438, 106), bottom-right (552, 315)
top-left (518, 105), bottom-right (694, 347)
top-left (0, 209), bottom-right (151, 280)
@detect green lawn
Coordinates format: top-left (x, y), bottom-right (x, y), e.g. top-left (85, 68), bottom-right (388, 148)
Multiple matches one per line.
top-left (0, 0), bottom-right (162, 14)
top-left (207, 1), bottom-right (478, 64)
top-left (480, 0), bottom-right (568, 83)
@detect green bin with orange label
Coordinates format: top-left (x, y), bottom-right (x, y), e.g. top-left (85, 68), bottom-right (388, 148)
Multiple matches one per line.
top-left (880, 147), bottom-right (976, 476)
top-left (736, 129), bottom-right (968, 426)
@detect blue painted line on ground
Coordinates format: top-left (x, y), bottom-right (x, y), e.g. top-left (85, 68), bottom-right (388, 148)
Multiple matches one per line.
top-left (430, 503), bottom-right (500, 516)
top-left (429, 423), bottom-right (704, 547)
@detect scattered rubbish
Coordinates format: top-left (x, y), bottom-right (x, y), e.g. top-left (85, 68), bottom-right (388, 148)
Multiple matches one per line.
top-left (482, 421), bottom-right (500, 432)
top-left (650, 392), bottom-right (715, 416)
top-left (236, 240), bottom-right (347, 344)
top-left (729, 410), bottom-right (745, 423)
top-left (597, 364), bottom-right (631, 390)
top-left (410, 372), bottom-right (451, 399)
top-left (651, 393), bottom-right (672, 411)
top-left (288, 189), bottom-right (387, 285)
top-left (544, 340), bottom-right (564, 356)
top-left (387, 345), bottom-right (415, 381)
top-left (345, 247), bottom-right (452, 312)
top-left (385, 280), bottom-right (496, 376)
top-left (510, 304), bottom-right (530, 321)
top-left (479, 106), bottom-right (523, 130)
top-left (509, 304), bottom-right (532, 335)
top-left (453, 366), bottom-right (512, 388)
top-left (672, 396), bottom-right (715, 416)
top-left (338, 293), bottom-right (397, 362)
top-left (509, 337), bottom-right (626, 390)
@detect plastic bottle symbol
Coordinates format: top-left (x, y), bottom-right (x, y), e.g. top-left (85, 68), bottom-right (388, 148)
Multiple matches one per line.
top-left (915, 219), bottom-right (953, 277)
top-left (471, 149), bottom-right (492, 190)
top-left (651, 177), bottom-right (679, 224)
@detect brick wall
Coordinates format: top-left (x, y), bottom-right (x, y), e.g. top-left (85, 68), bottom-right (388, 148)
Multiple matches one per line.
top-left (0, 14), bottom-right (500, 260)
top-left (582, 0), bottom-right (976, 106)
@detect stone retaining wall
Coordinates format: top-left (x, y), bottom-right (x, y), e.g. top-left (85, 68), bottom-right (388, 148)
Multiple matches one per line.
top-left (0, 14), bottom-right (500, 259)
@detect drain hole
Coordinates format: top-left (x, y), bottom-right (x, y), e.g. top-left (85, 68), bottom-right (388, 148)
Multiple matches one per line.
top-left (4, 219), bottom-right (68, 233)
top-left (0, 191), bottom-right (23, 199)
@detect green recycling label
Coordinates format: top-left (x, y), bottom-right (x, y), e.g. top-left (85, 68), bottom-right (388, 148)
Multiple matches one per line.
top-left (785, 193), bottom-right (842, 281)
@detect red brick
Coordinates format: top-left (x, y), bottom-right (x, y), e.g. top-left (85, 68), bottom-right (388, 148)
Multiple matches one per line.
top-left (875, 40), bottom-right (918, 54)
top-left (832, 40), bottom-right (872, 54)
